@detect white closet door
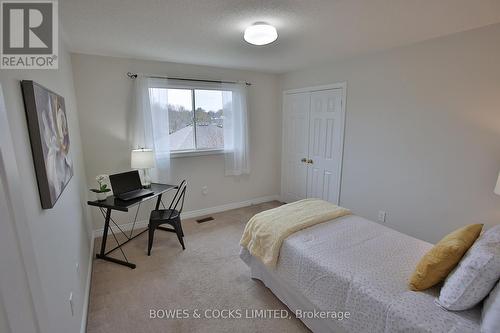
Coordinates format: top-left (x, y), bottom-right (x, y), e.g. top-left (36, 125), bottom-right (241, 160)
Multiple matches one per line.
top-left (282, 92), bottom-right (310, 203)
top-left (307, 89), bottom-right (344, 204)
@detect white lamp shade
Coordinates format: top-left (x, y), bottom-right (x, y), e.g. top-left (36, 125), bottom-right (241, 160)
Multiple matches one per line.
top-left (131, 149), bottom-right (155, 169)
top-left (495, 172), bottom-right (500, 195)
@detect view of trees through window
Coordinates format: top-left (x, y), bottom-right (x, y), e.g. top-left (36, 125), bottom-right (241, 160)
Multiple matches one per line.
top-left (150, 88), bottom-right (229, 151)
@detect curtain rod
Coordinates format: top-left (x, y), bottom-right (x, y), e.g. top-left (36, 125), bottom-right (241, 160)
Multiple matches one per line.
top-left (126, 72), bottom-right (251, 86)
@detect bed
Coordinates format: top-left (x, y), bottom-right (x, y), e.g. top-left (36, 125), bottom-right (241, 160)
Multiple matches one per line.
top-left (240, 215), bottom-right (482, 333)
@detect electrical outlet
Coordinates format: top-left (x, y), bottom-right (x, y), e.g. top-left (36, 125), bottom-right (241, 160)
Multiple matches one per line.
top-left (378, 210), bottom-right (386, 223)
top-left (201, 186), bottom-right (208, 196)
top-left (69, 292), bottom-right (74, 316)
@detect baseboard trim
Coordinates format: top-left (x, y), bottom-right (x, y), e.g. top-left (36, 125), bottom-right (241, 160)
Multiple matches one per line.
top-left (80, 234), bottom-right (94, 333)
top-left (92, 195), bottom-right (280, 238)
top-left (182, 195), bottom-right (280, 219)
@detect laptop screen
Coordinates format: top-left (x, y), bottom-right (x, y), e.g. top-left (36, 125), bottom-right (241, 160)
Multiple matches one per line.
top-left (109, 171), bottom-right (142, 195)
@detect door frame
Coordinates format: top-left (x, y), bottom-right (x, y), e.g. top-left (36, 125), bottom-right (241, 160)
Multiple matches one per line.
top-left (280, 81), bottom-right (347, 205)
top-left (0, 84), bottom-right (49, 333)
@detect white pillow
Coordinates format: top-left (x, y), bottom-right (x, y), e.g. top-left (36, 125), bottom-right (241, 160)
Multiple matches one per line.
top-left (438, 224), bottom-right (500, 310)
top-left (482, 281), bottom-right (500, 333)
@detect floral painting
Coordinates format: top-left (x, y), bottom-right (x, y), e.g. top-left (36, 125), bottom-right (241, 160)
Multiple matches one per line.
top-left (21, 81), bottom-right (73, 209)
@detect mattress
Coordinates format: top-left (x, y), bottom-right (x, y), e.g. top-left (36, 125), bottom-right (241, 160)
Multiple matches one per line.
top-left (240, 215), bottom-right (481, 333)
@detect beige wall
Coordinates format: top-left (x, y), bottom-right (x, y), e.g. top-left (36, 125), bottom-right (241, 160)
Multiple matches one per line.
top-left (71, 54), bottom-right (281, 230)
top-left (0, 42), bottom-right (92, 332)
top-left (0, 301), bottom-right (8, 333)
top-left (281, 24), bottom-right (500, 243)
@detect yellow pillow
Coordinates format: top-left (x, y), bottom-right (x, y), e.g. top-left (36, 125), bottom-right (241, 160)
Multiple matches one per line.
top-left (408, 224), bottom-right (483, 291)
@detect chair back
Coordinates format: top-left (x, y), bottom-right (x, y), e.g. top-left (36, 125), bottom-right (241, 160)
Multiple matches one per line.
top-left (167, 180), bottom-right (187, 219)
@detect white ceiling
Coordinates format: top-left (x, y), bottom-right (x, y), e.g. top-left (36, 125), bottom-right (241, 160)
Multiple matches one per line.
top-left (61, 0), bottom-right (500, 73)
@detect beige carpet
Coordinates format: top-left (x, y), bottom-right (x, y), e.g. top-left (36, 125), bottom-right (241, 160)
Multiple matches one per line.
top-left (87, 201), bottom-right (310, 333)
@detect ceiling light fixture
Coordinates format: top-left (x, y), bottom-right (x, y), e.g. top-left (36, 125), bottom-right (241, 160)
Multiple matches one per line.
top-left (244, 23), bottom-right (278, 46)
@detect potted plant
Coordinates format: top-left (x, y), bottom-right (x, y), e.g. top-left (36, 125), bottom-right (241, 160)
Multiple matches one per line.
top-left (90, 175), bottom-right (111, 201)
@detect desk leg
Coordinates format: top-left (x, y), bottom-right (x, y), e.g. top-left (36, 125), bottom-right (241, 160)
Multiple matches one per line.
top-left (155, 194), bottom-right (163, 210)
top-left (95, 208), bottom-right (136, 269)
top-left (98, 208), bottom-right (111, 256)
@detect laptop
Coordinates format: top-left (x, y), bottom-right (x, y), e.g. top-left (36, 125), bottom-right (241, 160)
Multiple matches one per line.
top-left (109, 170), bottom-right (154, 201)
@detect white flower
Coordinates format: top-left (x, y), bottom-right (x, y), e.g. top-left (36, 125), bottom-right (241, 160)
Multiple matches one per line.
top-left (95, 175), bottom-right (105, 182)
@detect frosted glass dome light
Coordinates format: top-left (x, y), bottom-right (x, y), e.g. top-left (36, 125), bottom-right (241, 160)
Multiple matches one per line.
top-left (244, 23), bottom-right (278, 45)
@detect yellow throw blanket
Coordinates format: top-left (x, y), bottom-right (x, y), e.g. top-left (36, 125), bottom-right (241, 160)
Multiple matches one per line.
top-left (240, 198), bottom-right (351, 267)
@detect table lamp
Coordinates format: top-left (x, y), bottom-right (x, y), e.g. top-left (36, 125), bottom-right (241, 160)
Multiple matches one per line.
top-left (131, 148), bottom-right (155, 188)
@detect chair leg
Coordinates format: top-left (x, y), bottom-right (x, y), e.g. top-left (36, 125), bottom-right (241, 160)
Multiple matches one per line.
top-left (178, 220), bottom-right (184, 237)
top-left (148, 223), bottom-right (156, 256)
top-left (174, 221), bottom-right (185, 250)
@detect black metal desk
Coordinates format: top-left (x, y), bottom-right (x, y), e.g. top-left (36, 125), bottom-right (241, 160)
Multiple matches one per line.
top-left (87, 183), bottom-right (176, 269)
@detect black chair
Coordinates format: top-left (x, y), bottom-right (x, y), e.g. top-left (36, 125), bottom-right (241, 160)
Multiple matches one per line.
top-left (148, 180), bottom-right (187, 255)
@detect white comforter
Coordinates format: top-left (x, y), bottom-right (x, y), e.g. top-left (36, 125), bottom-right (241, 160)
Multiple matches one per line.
top-left (241, 215), bottom-right (481, 333)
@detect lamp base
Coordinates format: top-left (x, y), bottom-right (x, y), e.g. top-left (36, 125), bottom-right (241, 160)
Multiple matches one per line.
top-left (142, 169), bottom-right (152, 188)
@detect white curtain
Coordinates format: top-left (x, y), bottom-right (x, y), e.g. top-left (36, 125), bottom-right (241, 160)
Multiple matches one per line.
top-left (222, 83), bottom-right (250, 176)
top-left (133, 77), bottom-right (171, 183)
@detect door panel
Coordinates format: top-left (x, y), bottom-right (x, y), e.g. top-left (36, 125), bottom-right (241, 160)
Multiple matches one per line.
top-left (307, 89), bottom-right (343, 204)
top-left (282, 92), bottom-right (310, 203)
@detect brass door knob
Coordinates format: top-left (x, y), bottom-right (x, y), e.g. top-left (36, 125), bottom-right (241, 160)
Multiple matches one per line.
top-left (301, 158), bottom-right (307, 163)
top-left (307, 159), bottom-right (313, 164)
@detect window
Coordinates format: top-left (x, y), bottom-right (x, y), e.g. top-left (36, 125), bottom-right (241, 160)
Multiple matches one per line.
top-left (149, 87), bottom-right (229, 155)
top-left (138, 77), bottom-right (249, 174)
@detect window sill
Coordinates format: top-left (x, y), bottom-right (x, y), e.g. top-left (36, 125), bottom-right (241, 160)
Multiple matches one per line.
top-left (170, 149), bottom-right (225, 158)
